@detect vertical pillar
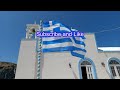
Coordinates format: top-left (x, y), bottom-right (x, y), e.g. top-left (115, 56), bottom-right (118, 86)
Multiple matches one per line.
top-left (15, 23), bottom-right (40, 79)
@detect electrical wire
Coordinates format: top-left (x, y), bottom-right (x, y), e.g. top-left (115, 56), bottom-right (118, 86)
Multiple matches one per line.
top-left (93, 26), bottom-right (120, 34)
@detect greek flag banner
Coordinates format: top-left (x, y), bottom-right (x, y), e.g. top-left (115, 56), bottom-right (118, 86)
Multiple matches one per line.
top-left (38, 21), bottom-right (86, 59)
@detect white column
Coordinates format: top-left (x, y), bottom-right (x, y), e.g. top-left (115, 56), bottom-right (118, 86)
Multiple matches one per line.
top-left (15, 40), bottom-right (37, 79)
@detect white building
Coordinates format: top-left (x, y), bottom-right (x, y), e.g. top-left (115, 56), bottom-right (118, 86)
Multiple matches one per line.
top-left (15, 23), bottom-right (120, 79)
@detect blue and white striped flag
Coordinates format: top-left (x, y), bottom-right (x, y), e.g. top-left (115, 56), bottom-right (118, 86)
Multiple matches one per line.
top-left (41, 21), bottom-right (86, 59)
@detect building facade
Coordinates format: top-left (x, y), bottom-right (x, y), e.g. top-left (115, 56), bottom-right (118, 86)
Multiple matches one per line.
top-left (15, 23), bottom-right (120, 79)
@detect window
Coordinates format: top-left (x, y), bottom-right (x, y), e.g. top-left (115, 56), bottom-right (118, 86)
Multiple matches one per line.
top-left (79, 58), bottom-right (97, 79)
top-left (109, 59), bottom-right (120, 79)
top-left (81, 61), bottom-right (93, 79)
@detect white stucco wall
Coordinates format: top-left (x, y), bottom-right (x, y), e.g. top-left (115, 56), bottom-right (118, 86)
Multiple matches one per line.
top-left (84, 33), bottom-right (111, 79)
top-left (85, 33), bottom-right (120, 79)
top-left (41, 33), bottom-right (109, 79)
top-left (15, 39), bottom-right (37, 79)
top-left (15, 33), bottom-right (120, 79)
top-left (98, 51), bottom-right (120, 79)
top-left (41, 52), bottom-right (80, 79)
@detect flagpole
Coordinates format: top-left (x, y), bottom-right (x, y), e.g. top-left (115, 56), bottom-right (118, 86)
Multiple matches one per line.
top-left (37, 20), bottom-right (43, 79)
top-left (69, 63), bottom-right (78, 79)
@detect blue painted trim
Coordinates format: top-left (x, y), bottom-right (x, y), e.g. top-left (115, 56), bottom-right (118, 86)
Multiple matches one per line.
top-left (108, 57), bottom-right (120, 64)
top-left (78, 57), bottom-right (98, 79)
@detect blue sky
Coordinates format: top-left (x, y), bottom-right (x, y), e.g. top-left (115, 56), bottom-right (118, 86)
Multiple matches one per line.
top-left (0, 11), bottom-right (120, 63)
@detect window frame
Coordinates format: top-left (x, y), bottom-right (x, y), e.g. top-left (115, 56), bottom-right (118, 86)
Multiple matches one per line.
top-left (81, 61), bottom-right (93, 79)
top-left (78, 57), bottom-right (97, 79)
top-left (107, 57), bottom-right (120, 79)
